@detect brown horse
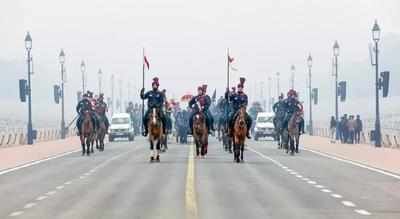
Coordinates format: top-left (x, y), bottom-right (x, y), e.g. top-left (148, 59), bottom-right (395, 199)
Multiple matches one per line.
top-left (287, 113), bottom-right (301, 155)
top-left (95, 114), bottom-right (107, 152)
top-left (193, 110), bottom-right (208, 158)
top-left (233, 106), bottom-right (247, 163)
top-left (80, 110), bottom-right (95, 156)
top-left (148, 108), bottom-right (163, 162)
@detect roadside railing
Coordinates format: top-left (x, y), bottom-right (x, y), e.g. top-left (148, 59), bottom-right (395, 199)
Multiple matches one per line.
top-left (312, 127), bottom-right (400, 149)
top-left (0, 128), bottom-right (76, 147)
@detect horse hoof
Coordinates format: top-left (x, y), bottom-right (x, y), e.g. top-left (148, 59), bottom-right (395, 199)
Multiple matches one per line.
top-left (156, 156), bottom-right (160, 162)
top-left (150, 156), bottom-right (154, 162)
top-left (236, 159), bottom-right (240, 163)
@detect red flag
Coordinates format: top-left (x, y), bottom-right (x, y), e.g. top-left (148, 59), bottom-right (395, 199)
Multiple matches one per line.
top-left (228, 55), bottom-right (234, 63)
top-left (144, 55), bottom-right (150, 70)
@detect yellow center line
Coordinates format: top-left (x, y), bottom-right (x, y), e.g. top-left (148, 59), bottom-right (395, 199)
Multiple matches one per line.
top-left (185, 144), bottom-right (198, 219)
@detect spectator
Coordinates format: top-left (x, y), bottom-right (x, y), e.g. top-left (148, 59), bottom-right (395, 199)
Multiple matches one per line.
top-left (329, 116), bottom-right (336, 140)
top-left (343, 114), bottom-right (349, 143)
top-left (339, 116), bottom-right (346, 143)
top-left (355, 115), bottom-right (363, 144)
top-left (347, 115), bottom-right (357, 144)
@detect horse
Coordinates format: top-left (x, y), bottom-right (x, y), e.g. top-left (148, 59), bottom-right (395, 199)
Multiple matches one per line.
top-left (232, 106), bottom-right (247, 163)
top-left (193, 108), bottom-right (208, 158)
top-left (286, 112), bottom-right (301, 155)
top-left (221, 121), bottom-right (232, 153)
top-left (80, 110), bottom-right (95, 156)
top-left (95, 114), bottom-right (107, 152)
top-left (148, 107), bottom-right (163, 162)
top-left (274, 114), bottom-right (285, 149)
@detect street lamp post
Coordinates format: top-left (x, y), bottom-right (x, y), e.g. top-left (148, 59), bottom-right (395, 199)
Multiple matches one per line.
top-left (372, 20), bottom-right (382, 147)
top-left (267, 76), bottom-right (272, 112)
top-left (25, 32), bottom-right (34, 145)
top-left (290, 65), bottom-right (295, 90)
top-left (59, 49), bottom-right (66, 139)
top-left (98, 69), bottom-right (103, 94)
top-left (80, 60), bottom-right (86, 94)
top-left (307, 54), bottom-right (313, 135)
top-left (333, 40), bottom-right (340, 140)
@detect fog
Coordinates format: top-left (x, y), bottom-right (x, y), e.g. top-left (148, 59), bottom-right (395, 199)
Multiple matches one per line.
top-left (1, 0), bottom-right (399, 128)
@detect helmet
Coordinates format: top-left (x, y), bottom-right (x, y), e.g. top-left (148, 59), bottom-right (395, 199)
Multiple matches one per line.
top-left (287, 89), bottom-right (297, 97)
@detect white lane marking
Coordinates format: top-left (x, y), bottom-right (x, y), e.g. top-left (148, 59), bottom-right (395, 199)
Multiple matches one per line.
top-left (304, 148), bottom-right (400, 180)
top-left (46, 191), bottom-right (57, 196)
top-left (355, 209), bottom-right (371, 215)
top-left (342, 201), bottom-right (356, 207)
top-left (308, 181), bottom-right (317, 184)
top-left (79, 176), bottom-right (86, 179)
top-left (0, 149), bottom-right (81, 176)
top-left (331, 194), bottom-right (343, 199)
top-left (9, 211), bottom-right (24, 217)
top-left (249, 146), bottom-right (372, 216)
top-left (296, 175), bottom-right (303, 178)
top-left (24, 203), bottom-right (36, 209)
top-left (282, 166), bottom-right (288, 169)
top-left (56, 186), bottom-right (64, 190)
top-left (84, 172), bottom-right (91, 176)
top-left (36, 196), bottom-right (47, 201)
top-left (290, 172), bottom-right (297, 175)
top-left (64, 181), bottom-right (72, 185)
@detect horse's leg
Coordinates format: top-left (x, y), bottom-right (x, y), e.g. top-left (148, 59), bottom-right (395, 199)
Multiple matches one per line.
top-left (86, 137), bottom-right (90, 156)
top-left (150, 140), bottom-right (154, 162)
top-left (296, 134), bottom-right (300, 153)
top-left (289, 137), bottom-right (295, 155)
top-left (80, 136), bottom-right (85, 156)
top-left (195, 140), bottom-right (200, 157)
top-left (156, 139), bottom-right (161, 162)
top-left (240, 142), bottom-right (244, 162)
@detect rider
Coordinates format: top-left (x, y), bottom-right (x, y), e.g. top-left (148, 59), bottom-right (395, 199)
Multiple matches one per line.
top-left (188, 86), bottom-right (213, 134)
top-left (282, 89), bottom-right (304, 132)
top-left (201, 84), bottom-right (215, 133)
top-left (140, 77), bottom-right (166, 136)
top-left (76, 92), bottom-right (97, 135)
top-left (272, 93), bottom-right (286, 128)
top-left (95, 93), bottom-right (110, 133)
top-left (225, 77), bottom-right (252, 139)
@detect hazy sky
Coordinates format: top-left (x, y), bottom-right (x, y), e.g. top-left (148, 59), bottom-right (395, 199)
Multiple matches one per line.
top-left (1, 0), bottom-right (399, 125)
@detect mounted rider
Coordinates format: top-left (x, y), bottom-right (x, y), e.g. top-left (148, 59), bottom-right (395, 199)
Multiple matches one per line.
top-left (282, 89), bottom-right (304, 133)
top-left (76, 91), bottom-right (97, 135)
top-left (272, 93), bottom-right (286, 128)
top-left (140, 77), bottom-right (166, 136)
top-left (225, 77), bottom-right (252, 139)
top-left (95, 93), bottom-right (110, 133)
top-left (188, 85), bottom-right (214, 134)
top-left (201, 84), bottom-right (215, 132)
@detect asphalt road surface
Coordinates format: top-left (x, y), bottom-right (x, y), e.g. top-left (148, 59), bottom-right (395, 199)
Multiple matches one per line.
top-left (1, 137), bottom-right (399, 219)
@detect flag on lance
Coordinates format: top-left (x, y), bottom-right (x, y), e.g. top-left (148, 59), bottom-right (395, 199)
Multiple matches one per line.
top-left (144, 55), bottom-right (150, 70)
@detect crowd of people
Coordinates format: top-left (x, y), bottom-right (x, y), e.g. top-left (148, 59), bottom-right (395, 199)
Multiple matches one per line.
top-left (329, 114), bottom-right (363, 144)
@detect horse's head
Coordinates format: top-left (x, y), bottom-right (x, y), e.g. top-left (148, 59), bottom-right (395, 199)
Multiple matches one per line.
top-left (149, 108), bottom-right (161, 127)
top-left (237, 106), bottom-right (246, 127)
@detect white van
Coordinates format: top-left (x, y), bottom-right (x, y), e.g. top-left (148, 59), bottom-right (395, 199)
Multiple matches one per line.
top-left (254, 112), bottom-right (275, 141)
top-left (109, 113), bottom-right (135, 142)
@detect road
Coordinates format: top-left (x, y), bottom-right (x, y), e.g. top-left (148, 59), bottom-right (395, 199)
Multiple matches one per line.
top-left (0, 137), bottom-right (399, 219)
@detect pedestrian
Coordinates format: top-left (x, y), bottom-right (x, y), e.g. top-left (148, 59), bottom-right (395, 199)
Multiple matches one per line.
top-left (329, 116), bottom-right (336, 140)
top-left (355, 115), bottom-right (363, 144)
top-left (347, 115), bottom-right (357, 144)
top-left (339, 116), bottom-right (345, 143)
top-left (342, 114), bottom-right (349, 143)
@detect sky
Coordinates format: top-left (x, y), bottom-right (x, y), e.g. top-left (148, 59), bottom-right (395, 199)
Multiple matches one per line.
top-left (1, 0), bottom-right (399, 127)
